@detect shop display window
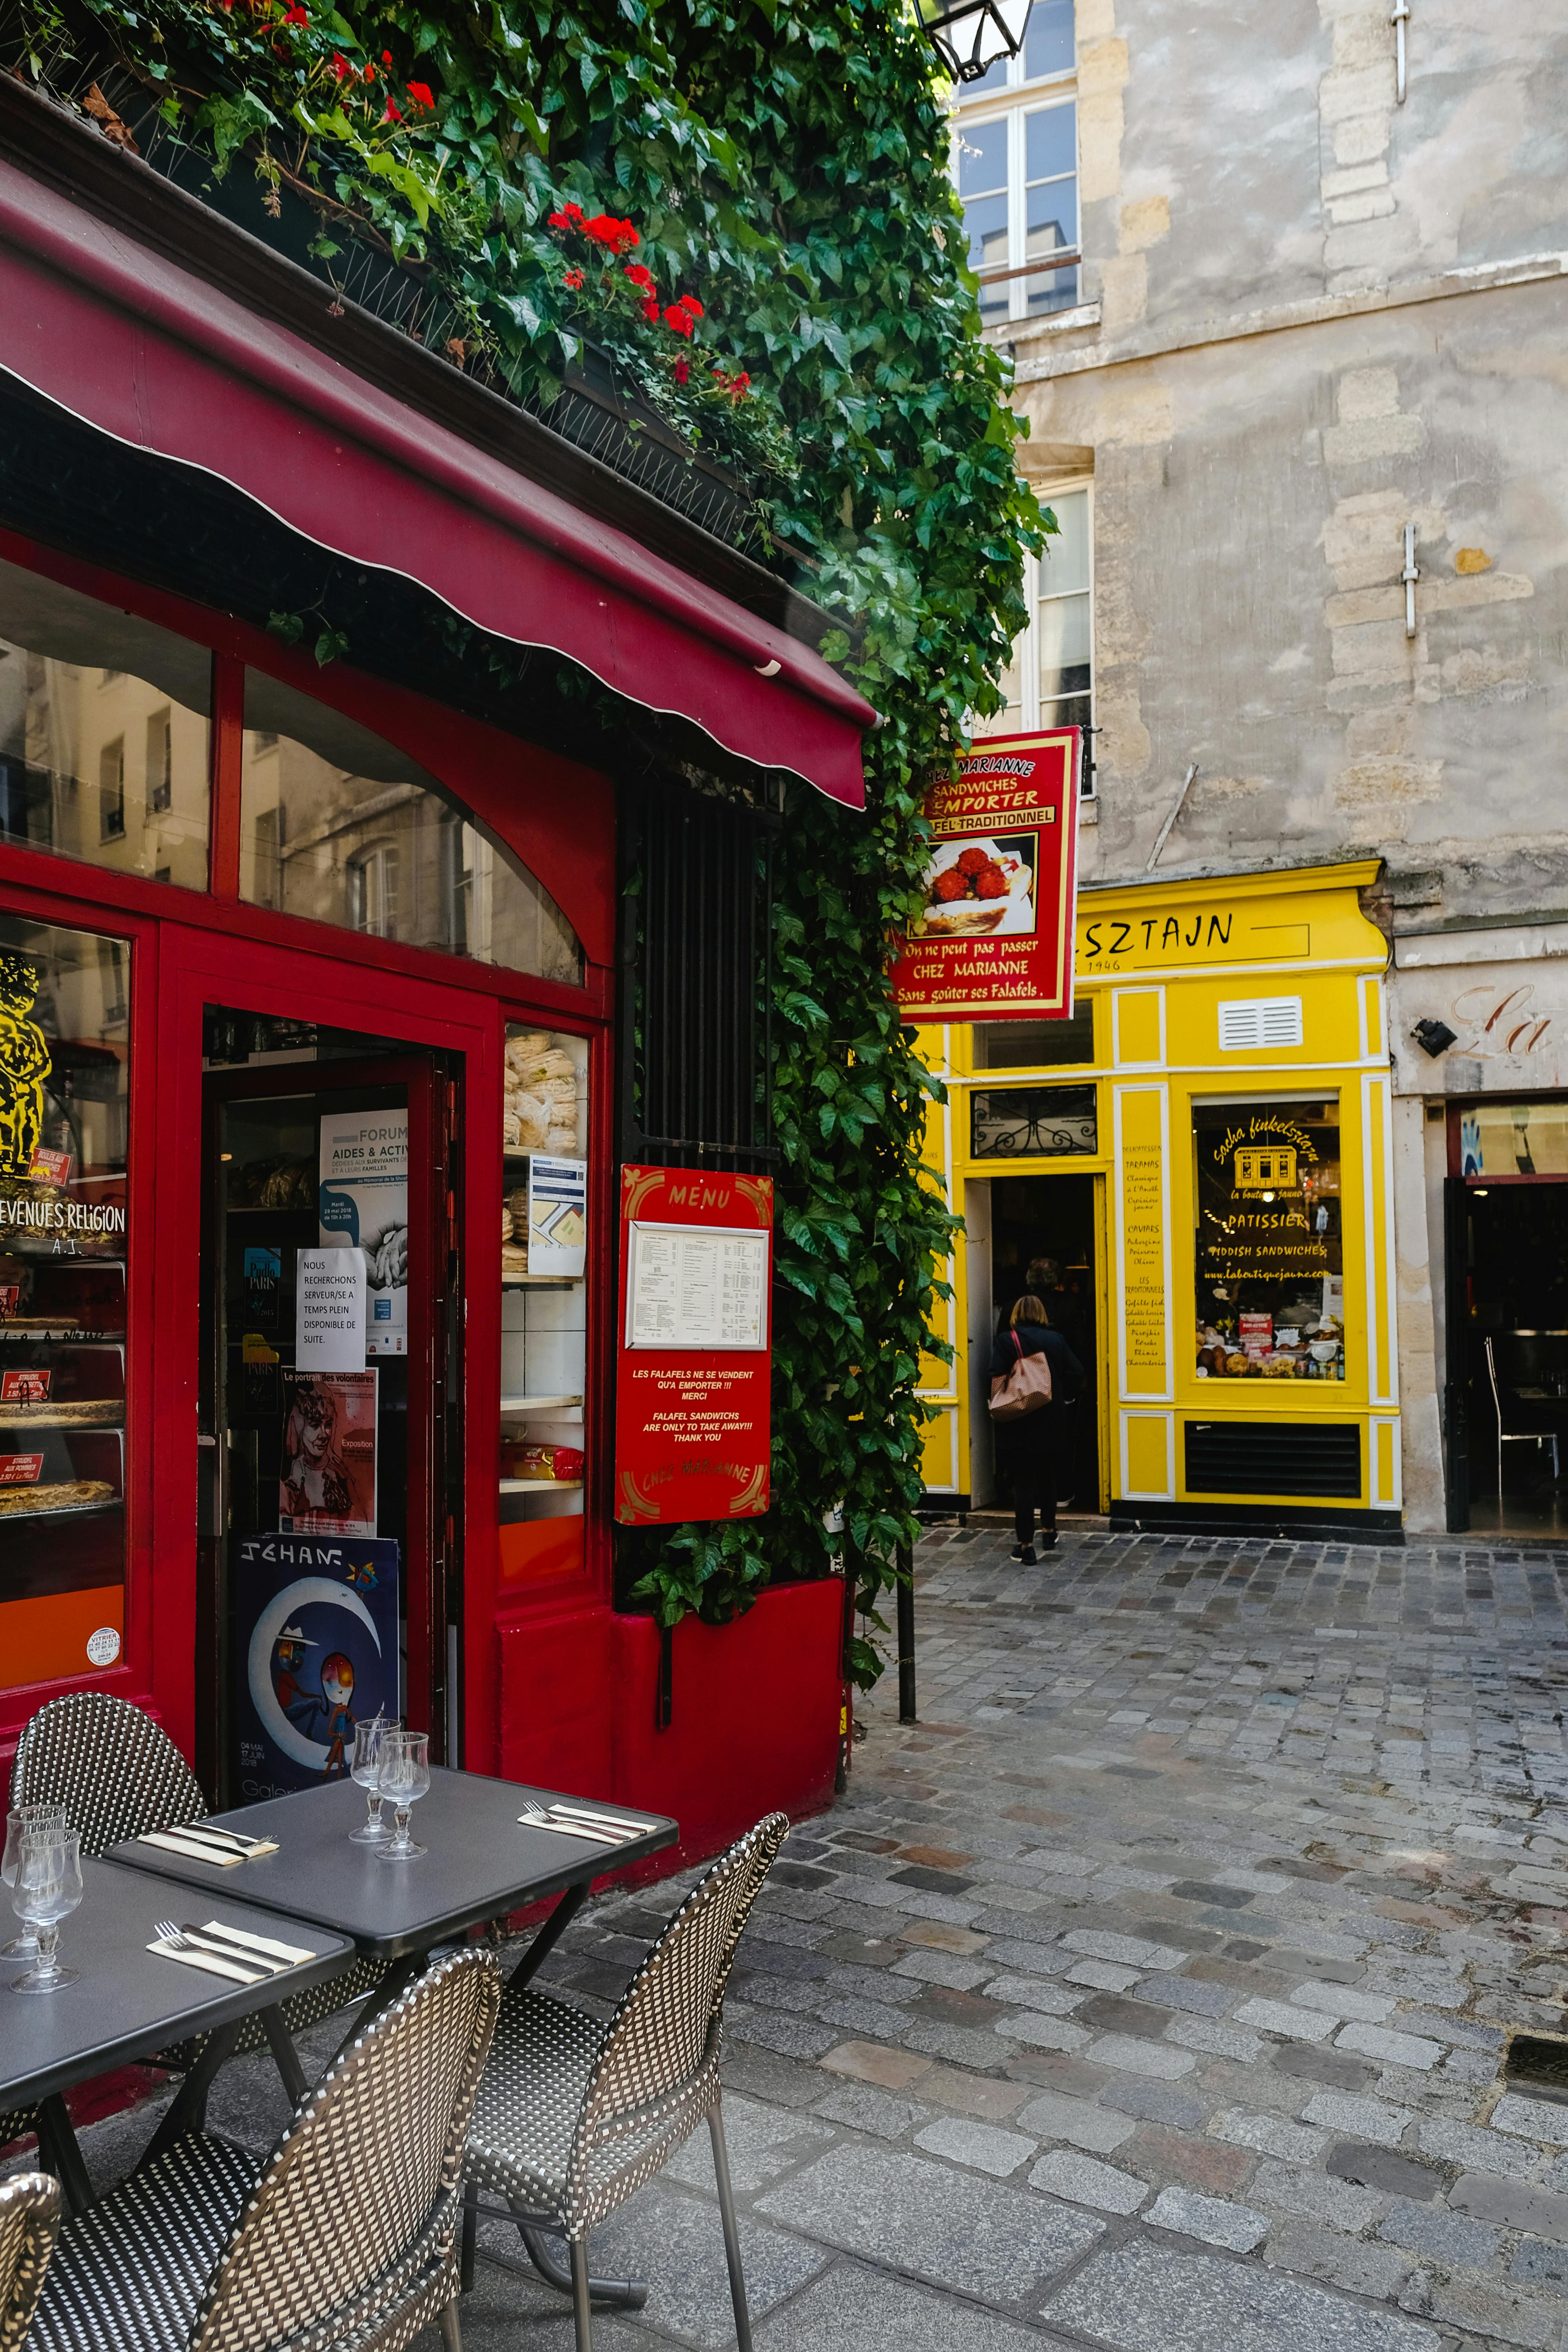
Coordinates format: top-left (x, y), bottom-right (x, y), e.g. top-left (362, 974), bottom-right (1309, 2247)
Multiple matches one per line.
top-left (0, 556), bottom-right (211, 889)
top-left (0, 915), bottom-right (131, 1693)
top-left (1460, 1100), bottom-right (1568, 1180)
top-left (499, 1026), bottom-right (588, 1566)
top-left (238, 671), bottom-right (581, 983)
top-left (1194, 1096), bottom-right (1344, 1383)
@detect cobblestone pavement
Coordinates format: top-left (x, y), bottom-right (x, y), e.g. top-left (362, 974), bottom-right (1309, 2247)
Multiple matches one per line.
top-left (38, 1524), bottom-right (1568, 2350)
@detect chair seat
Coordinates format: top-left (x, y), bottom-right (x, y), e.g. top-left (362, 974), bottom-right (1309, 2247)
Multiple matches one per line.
top-left (466, 1984), bottom-right (719, 2235)
top-left (27, 2131), bottom-right (260, 2352)
top-left (466, 1986), bottom-right (607, 2214)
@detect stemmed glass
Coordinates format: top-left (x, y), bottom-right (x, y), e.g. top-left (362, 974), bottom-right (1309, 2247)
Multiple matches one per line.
top-left (2, 1803), bottom-right (66, 1959)
top-left (349, 1714), bottom-right (399, 1845)
top-left (376, 1730), bottom-right (430, 1862)
top-left (11, 1824), bottom-right (83, 1993)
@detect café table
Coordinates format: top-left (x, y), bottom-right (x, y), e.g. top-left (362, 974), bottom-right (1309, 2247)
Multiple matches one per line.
top-left (0, 1856), bottom-right (356, 2215)
top-left (106, 1766), bottom-right (678, 2004)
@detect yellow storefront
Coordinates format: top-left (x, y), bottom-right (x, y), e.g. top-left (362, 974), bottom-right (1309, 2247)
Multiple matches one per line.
top-left (916, 860), bottom-right (1401, 1536)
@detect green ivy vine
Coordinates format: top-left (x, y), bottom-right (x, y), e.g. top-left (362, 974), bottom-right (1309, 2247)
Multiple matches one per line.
top-left (13, 0), bottom-right (1050, 1677)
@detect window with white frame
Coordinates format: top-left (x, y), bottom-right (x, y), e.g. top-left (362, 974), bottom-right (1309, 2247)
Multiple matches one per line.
top-left (994, 483), bottom-right (1094, 786)
top-left (953, 0), bottom-right (1078, 327)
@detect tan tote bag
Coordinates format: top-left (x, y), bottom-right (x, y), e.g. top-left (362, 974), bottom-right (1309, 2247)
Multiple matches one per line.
top-left (988, 1330), bottom-right (1054, 1422)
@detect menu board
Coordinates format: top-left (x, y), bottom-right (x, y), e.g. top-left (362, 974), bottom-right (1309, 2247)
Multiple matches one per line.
top-left (615, 1167), bottom-right (773, 1524)
top-left (626, 1224), bottom-right (769, 1351)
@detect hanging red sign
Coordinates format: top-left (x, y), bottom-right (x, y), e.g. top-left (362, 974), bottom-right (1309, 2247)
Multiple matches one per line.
top-left (891, 729), bottom-right (1080, 1024)
top-left (614, 1165), bottom-right (772, 1526)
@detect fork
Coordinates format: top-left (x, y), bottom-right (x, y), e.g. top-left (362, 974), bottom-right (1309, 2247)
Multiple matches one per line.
top-left (154, 1920), bottom-right (269, 1980)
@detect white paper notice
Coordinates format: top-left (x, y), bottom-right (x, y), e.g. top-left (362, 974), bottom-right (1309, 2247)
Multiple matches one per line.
top-left (626, 1224), bottom-right (768, 1351)
top-left (295, 1248), bottom-right (367, 1371)
top-left (528, 1156), bottom-right (588, 1278)
top-left (318, 1111), bottom-right (408, 1357)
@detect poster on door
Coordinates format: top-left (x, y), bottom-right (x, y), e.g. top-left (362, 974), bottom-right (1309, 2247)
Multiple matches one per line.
top-left (890, 730), bottom-right (1080, 1024)
top-left (615, 1165), bottom-right (772, 1524)
top-left (318, 1111), bottom-right (408, 1356)
top-left (278, 1367), bottom-right (377, 1536)
top-left (232, 1531), bottom-right (400, 1798)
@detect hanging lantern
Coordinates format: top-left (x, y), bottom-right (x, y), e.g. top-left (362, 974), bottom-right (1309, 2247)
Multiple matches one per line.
top-left (915, 0), bottom-right (1033, 83)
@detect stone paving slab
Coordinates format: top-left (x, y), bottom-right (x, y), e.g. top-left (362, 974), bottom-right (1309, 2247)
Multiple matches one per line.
top-left (26, 1523), bottom-right (1568, 2351)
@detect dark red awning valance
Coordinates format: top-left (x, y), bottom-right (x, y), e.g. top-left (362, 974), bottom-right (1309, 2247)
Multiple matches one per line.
top-left (0, 160), bottom-right (873, 808)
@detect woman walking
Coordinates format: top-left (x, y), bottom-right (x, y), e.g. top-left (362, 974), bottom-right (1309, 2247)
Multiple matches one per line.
top-left (989, 1294), bottom-right (1083, 1563)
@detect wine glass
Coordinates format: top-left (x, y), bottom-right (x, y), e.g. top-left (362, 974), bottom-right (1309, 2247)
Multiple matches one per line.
top-left (2, 1804), bottom-right (66, 1960)
top-left (349, 1713), bottom-right (399, 1845)
top-left (376, 1730), bottom-right (430, 1862)
top-left (11, 1825), bottom-right (83, 1993)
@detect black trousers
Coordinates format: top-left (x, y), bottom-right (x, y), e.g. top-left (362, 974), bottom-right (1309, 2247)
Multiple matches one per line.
top-left (998, 1410), bottom-right (1058, 1546)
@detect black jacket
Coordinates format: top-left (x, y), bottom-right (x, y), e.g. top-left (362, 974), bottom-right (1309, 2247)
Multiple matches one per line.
top-left (988, 1321), bottom-right (1083, 1401)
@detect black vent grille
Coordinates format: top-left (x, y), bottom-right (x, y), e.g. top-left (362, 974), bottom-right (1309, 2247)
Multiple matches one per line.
top-left (617, 781), bottom-right (778, 1171)
top-left (1185, 1420), bottom-right (1362, 1499)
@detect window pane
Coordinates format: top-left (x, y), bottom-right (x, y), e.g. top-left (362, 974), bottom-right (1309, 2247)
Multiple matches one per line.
top-left (1038, 591), bottom-right (1091, 701)
top-left (500, 1024), bottom-right (588, 1564)
top-left (0, 557), bottom-right (210, 889)
top-left (1040, 489), bottom-right (1091, 595)
top-left (239, 672), bottom-right (582, 984)
top-left (962, 53), bottom-right (1011, 95)
top-left (0, 915), bottom-right (130, 1693)
top-left (1024, 0), bottom-right (1075, 77)
top-left (957, 117), bottom-right (1009, 197)
top-left (1025, 103), bottom-right (1076, 184)
top-left (962, 190), bottom-right (1010, 276)
top-left (1194, 1098), bottom-right (1346, 1381)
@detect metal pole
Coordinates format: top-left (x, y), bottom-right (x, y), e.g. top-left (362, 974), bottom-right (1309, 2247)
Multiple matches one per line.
top-left (897, 1541), bottom-right (916, 1722)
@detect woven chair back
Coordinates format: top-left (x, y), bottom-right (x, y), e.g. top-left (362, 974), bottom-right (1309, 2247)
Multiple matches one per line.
top-left (11, 1691), bottom-right (205, 1859)
top-left (191, 1946), bottom-right (499, 2352)
top-left (583, 1811), bottom-right (788, 2137)
top-left (0, 2171), bottom-right (60, 2352)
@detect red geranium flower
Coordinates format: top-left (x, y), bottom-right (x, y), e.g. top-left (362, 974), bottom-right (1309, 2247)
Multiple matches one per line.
top-left (362, 56), bottom-right (375, 77)
top-left (382, 95), bottom-right (402, 122)
top-left (675, 357), bottom-right (689, 384)
top-left (676, 294), bottom-right (704, 319)
top-left (623, 263), bottom-right (655, 293)
top-left (563, 267), bottom-right (584, 290)
top-left (547, 202), bottom-right (584, 232)
top-left (662, 304), bottom-right (695, 338)
top-left (331, 50), bottom-right (350, 78)
top-left (583, 213), bottom-right (639, 254)
top-left (640, 295), bottom-right (660, 323)
top-left (381, 48), bottom-right (392, 62)
top-left (282, 3), bottom-right (308, 24)
top-left (406, 80), bottom-right (434, 110)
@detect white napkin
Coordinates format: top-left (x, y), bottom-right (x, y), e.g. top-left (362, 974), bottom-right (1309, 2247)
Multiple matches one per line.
top-left (136, 1831), bottom-right (244, 1867)
top-left (148, 1937), bottom-right (265, 1984)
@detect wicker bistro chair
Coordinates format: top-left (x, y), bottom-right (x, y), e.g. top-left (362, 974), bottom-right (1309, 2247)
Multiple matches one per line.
top-left (25, 1944), bottom-right (500, 2352)
top-left (8, 1692), bottom-right (392, 2133)
top-left (0, 2171), bottom-right (60, 2352)
top-left (464, 1811), bottom-right (789, 2352)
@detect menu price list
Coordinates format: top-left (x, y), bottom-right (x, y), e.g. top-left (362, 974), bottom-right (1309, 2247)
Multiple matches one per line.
top-left (1120, 1131), bottom-right (1168, 1392)
top-left (626, 1226), bottom-right (769, 1352)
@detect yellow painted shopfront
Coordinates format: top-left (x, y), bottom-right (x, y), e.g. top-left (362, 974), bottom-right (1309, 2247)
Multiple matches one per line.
top-left (916, 860), bottom-right (1401, 1535)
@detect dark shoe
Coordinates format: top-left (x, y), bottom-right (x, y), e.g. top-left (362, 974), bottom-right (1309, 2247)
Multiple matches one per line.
top-left (1038, 1532), bottom-right (1058, 1551)
top-left (1009, 1544), bottom-right (1028, 1562)
top-left (1018, 1546), bottom-right (1037, 1565)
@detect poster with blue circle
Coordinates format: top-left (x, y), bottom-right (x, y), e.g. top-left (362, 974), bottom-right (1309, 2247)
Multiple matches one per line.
top-left (232, 1532), bottom-right (400, 1800)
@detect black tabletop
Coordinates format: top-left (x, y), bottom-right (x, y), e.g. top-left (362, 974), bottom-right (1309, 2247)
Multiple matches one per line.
top-left (103, 1768), bottom-right (678, 1960)
top-left (0, 1857), bottom-right (356, 2111)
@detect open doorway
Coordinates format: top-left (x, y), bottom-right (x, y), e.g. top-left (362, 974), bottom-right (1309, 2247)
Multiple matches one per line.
top-left (990, 1173), bottom-right (1102, 1512)
top-left (198, 1009), bottom-right (461, 1803)
top-left (1449, 1175), bottom-right (1568, 1537)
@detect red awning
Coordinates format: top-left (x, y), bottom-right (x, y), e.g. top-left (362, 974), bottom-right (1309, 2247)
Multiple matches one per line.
top-left (0, 160), bottom-right (873, 808)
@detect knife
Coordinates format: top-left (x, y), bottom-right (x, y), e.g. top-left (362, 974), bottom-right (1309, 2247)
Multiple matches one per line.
top-left (149, 1938), bottom-right (269, 1985)
top-left (548, 1803), bottom-right (651, 1838)
top-left (180, 1922), bottom-right (288, 1974)
top-left (517, 1813), bottom-right (632, 1847)
top-left (199, 1920), bottom-right (317, 1966)
top-left (136, 1830), bottom-right (245, 1867)
top-left (190, 1823), bottom-right (278, 1855)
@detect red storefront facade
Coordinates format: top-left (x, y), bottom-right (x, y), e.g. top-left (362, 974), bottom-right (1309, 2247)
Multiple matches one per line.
top-left (0, 86), bottom-right (869, 1867)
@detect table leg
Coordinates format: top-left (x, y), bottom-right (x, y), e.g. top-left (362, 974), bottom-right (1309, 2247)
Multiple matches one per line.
top-left (36, 2093), bottom-right (94, 2217)
top-left (507, 1883), bottom-right (586, 1990)
top-left (259, 2004), bottom-right (310, 2107)
top-left (139, 2019), bottom-right (243, 2167)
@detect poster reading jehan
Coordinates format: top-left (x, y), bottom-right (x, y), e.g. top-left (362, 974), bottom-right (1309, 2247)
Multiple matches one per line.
top-left (891, 730), bottom-right (1080, 1025)
top-left (233, 1532), bottom-right (399, 1798)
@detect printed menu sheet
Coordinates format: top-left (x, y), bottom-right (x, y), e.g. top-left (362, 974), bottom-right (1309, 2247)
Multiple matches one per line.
top-left (626, 1223), bottom-right (769, 1351)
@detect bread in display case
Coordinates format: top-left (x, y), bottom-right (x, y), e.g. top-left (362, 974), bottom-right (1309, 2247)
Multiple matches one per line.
top-left (0, 917), bottom-right (132, 1689)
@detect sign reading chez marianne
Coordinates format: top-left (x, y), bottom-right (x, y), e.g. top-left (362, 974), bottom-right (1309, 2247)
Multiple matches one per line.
top-left (891, 731), bottom-right (1079, 1024)
top-left (615, 1165), bottom-right (772, 1526)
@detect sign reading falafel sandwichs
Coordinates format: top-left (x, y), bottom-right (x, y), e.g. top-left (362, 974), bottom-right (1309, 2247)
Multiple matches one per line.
top-left (891, 730), bottom-right (1080, 1025)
